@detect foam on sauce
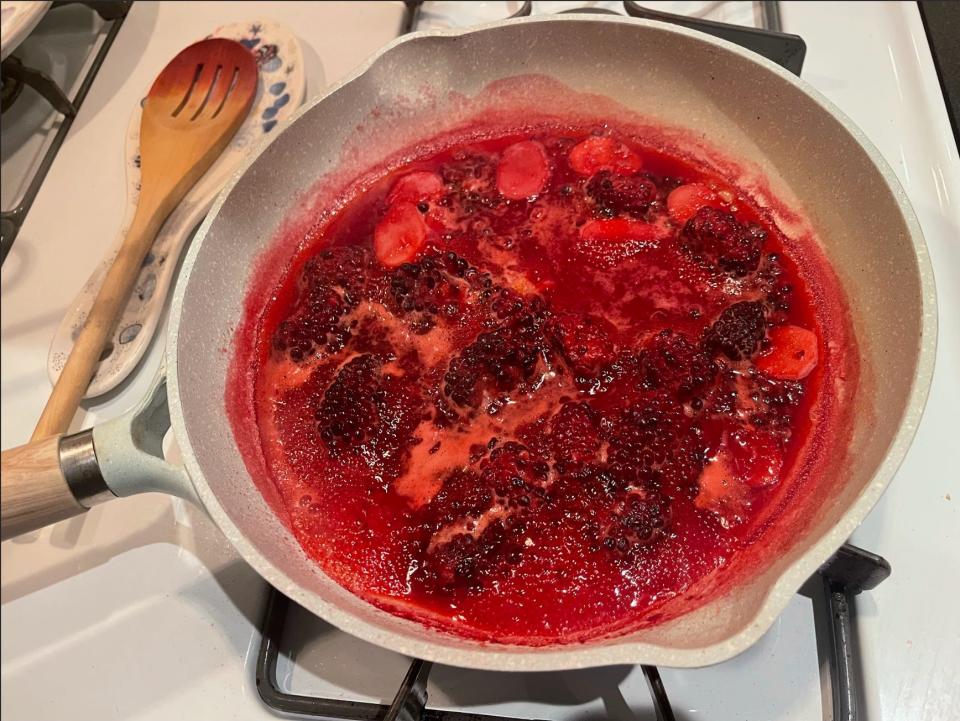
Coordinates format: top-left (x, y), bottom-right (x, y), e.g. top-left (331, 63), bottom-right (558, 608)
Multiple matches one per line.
top-left (229, 124), bottom-right (850, 644)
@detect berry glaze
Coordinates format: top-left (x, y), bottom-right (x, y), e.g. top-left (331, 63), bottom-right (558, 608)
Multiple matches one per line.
top-left (228, 124), bottom-right (853, 645)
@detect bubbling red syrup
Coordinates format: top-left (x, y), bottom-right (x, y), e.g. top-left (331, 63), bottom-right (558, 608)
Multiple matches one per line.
top-left (231, 125), bottom-right (847, 644)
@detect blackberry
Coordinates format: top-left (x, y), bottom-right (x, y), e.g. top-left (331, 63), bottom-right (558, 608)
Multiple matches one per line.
top-left (680, 207), bottom-right (766, 276)
top-left (703, 301), bottom-right (767, 360)
top-left (640, 329), bottom-right (718, 397)
top-left (586, 170), bottom-right (657, 216)
top-left (548, 402), bottom-right (601, 465)
top-left (444, 300), bottom-right (553, 409)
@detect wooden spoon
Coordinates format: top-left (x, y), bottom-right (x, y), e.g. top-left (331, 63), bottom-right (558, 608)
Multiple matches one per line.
top-left (31, 38), bottom-right (257, 441)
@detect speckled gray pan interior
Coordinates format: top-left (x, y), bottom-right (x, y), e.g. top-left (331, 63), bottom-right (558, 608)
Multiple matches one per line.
top-left (168, 16), bottom-right (936, 670)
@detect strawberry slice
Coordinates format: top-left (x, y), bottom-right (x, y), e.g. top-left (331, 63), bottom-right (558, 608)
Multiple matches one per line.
top-left (576, 219), bottom-right (661, 268)
top-left (423, 208), bottom-right (448, 232)
top-left (694, 450), bottom-right (744, 513)
top-left (696, 424), bottom-right (783, 516)
top-left (387, 171), bottom-right (445, 205)
top-left (568, 136), bottom-right (642, 176)
top-left (755, 325), bottom-right (819, 380)
top-left (496, 140), bottom-right (549, 199)
top-left (667, 183), bottom-right (724, 225)
top-left (580, 218), bottom-right (659, 243)
top-left (374, 202), bottom-right (428, 267)
top-left (728, 427), bottom-right (783, 488)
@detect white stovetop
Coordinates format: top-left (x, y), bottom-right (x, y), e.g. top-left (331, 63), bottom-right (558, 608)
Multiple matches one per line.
top-left (1, 2), bottom-right (958, 720)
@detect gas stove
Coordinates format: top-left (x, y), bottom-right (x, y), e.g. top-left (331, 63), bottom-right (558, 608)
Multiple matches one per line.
top-left (0, 1), bottom-right (131, 263)
top-left (1, 3), bottom-right (957, 721)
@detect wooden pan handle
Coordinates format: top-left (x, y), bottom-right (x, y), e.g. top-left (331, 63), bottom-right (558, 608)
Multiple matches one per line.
top-left (1, 435), bottom-right (84, 541)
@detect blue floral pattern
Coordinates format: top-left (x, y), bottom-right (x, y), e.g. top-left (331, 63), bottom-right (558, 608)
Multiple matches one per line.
top-left (119, 323), bottom-right (142, 344)
top-left (47, 20), bottom-right (305, 398)
top-left (261, 83), bottom-right (290, 133)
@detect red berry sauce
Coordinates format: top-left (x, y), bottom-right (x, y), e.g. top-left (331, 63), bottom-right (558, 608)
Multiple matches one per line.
top-left (230, 126), bottom-right (849, 644)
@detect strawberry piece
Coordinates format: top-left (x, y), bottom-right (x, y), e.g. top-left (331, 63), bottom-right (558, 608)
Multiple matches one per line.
top-left (694, 450), bottom-right (742, 512)
top-left (387, 171), bottom-right (445, 205)
top-left (424, 208), bottom-right (448, 231)
top-left (576, 219), bottom-right (661, 268)
top-left (755, 325), bottom-right (818, 380)
top-left (694, 423), bottom-right (785, 519)
top-left (728, 427), bottom-right (783, 488)
top-left (668, 183), bottom-right (725, 225)
top-left (580, 218), bottom-right (659, 244)
top-left (568, 136), bottom-right (642, 176)
top-left (374, 202), bottom-right (428, 267)
top-left (496, 140), bottom-right (549, 199)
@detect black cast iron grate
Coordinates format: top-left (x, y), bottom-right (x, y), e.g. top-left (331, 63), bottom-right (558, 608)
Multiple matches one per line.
top-left (254, 4), bottom-right (881, 721)
top-left (255, 544), bottom-right (890, 721)
top-left (0, 1), bottom-right (132, 266)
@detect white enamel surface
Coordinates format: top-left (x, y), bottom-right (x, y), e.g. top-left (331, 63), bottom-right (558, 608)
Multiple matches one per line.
top-left (783, 3), bottom-right (960, 719)
top-left (1, 0), bottom-right (404, 715)
top-left (0, 0), bottom-right (50, 60)
top-left (1, 1), bottom-right (957, 720)
top-left (47, 20), bottom-right (306, 398)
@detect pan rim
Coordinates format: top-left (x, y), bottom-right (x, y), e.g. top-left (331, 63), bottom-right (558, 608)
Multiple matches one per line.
top-left (167, 14), bottom-right (937, 670)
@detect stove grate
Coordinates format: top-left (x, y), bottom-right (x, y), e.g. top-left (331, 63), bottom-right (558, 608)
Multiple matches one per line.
top-left (255, 543), bottom-right (889, 721)
top-left (0, 1), bottom-right (132, 265)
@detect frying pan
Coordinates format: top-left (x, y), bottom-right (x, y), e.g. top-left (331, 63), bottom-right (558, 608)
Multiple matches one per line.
top-left (0, 16), bottom-right (936, 670)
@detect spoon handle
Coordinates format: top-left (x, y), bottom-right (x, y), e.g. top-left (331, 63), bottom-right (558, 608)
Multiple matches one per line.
top-left (31, 36), bottom-right (257, 440)
top-left (47, 22), bottom-right (306, 400)
top-left (31, 201), bottom-right (169, 440)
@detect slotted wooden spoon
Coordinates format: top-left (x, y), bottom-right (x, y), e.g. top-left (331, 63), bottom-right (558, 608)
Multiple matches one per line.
top-left (31, 38), bottom-right (257, 441)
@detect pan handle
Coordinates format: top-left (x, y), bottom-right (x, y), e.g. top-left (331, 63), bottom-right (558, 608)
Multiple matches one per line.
top-left (1, 434), bottom-right (91, 540)
top-left (92, 365), bottom-right (198, 503)
top-left (1, 365), bottom-right (197, 542)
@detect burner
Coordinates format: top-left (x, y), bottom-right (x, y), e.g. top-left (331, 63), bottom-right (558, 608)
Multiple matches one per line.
top-left (623, 1), bottom-right (805, 74)
top-left (0, 61), bottom-right (24, 113)
top-left (0, 1), bottom-right (131, 265)
top-left (400, 2), bottom-right (804, 74)
top-left (1, 55), bottom-right (76, 116)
